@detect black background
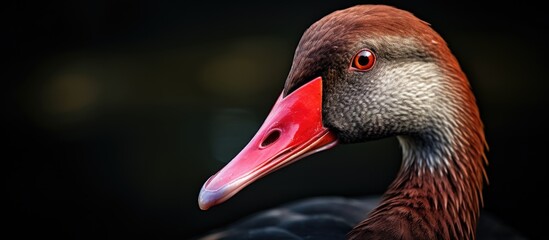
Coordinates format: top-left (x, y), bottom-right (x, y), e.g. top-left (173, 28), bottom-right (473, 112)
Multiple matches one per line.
top-left (6, 1), bottom-right (547, 239)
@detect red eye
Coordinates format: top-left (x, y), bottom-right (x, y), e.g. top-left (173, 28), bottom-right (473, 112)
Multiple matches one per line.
top-left (350, 49), bottom-right (376, 71)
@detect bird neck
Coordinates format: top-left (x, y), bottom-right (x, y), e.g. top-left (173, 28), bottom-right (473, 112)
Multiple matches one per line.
top-left (350, 103), bottom-right (488, 239)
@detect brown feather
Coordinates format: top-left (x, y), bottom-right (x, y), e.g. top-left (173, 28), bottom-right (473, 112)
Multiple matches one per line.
top-left (314, 5), bottom-right (491, 240)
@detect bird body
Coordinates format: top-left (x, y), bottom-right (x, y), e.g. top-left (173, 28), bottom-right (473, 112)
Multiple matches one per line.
top-left (198, 5), bottom-right (521, 240)
top-left (199, 197), bottom-right (523, 240)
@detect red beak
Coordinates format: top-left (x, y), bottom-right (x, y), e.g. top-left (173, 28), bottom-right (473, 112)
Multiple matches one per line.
top-left (198, 77), bottom-right (338, 210)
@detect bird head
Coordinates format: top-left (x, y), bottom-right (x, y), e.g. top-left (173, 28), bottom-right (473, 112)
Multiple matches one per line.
top-left (199, 5), bottom-right (475, 210)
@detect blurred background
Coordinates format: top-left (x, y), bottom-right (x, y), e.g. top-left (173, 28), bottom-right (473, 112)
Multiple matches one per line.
top-left (6, 0), bottom-right (547, 239)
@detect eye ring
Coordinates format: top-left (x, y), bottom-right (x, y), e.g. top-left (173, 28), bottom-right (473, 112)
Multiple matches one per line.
top-left (350, 49), bottom-right (376, 71)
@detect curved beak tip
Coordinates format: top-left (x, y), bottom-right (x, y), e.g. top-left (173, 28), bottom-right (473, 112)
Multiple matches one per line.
top-left (198, 187), bottom-right (220, 211)
top-left (198, 195), bottom-right (211, 211)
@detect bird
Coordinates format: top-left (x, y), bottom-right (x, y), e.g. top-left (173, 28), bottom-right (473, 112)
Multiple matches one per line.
top-left (197, 5), bottom-right (525, 240)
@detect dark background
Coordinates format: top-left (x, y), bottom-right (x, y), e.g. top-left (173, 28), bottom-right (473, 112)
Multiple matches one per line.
top-left (6, 0), bottom-right (547, 239)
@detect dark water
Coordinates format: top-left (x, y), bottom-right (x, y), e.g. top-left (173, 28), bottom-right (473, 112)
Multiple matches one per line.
top-left (7, 1), bottom-right (546, 239)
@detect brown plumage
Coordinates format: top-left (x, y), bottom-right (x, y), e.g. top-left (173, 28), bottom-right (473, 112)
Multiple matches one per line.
top-left (199, 5), bottom-right (493, 240)
top-left (294, 5), bottom-right (489, 239)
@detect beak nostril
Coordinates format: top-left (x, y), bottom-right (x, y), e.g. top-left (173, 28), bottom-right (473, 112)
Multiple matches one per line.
top-left (260, 129), bottom-right (281, 148)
